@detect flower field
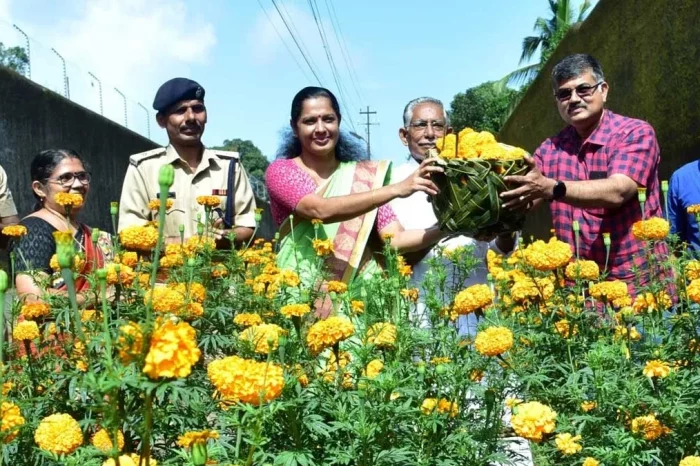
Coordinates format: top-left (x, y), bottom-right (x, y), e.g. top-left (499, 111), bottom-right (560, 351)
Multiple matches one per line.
top-left (1, 172), bottom-right (700, 465)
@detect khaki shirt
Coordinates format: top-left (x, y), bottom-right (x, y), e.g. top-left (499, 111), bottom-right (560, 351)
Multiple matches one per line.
top-left (118, 145), bottom-right (257, 238)
top-left (0, 165), bottom-right (18, 218)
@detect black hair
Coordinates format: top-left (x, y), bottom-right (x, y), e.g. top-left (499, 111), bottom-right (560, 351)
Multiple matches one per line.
top-left (277, 86), bottom-right (367, 162)
top-left (30, 149), bottom-right (88, 211)
top-left (551, 54), bottom-right (605, 89)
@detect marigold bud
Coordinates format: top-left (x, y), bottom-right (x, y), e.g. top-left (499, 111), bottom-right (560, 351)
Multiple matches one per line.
top-left (110, 201), bottom-right (118, 215)
top-left (661, 180), bottom-right (668, 193)
top-left (96, 268), bottom-right (107, 281)
top-left (158, 163), bottom-right (175, 188)
top-left (0, 270), bottom-right (7, 292)
top-left (91, 228), bottom-right (100, 243)
top-left (192, 442), bottom-right (208, 465)
top-left (572, 220), bottom-right (580, 232)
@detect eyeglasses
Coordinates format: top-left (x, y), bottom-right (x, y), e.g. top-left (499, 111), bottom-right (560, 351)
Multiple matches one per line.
top-left (554, 81), bottom-right (604, 102)
top-left (407, 120), bottom-right (447, 134)
top-left (46, 171), bottom-right (92, 187)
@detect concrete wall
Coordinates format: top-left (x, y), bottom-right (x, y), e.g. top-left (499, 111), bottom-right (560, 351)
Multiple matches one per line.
top-left (499, 0), bottom-right (700, 240)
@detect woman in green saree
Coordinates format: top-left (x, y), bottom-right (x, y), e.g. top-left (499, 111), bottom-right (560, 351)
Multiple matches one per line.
top-left (265, 87), bottom-right (446, 300)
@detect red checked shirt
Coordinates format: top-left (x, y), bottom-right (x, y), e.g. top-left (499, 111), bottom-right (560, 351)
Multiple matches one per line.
top-left (534, 110), bottom-right (666, 286)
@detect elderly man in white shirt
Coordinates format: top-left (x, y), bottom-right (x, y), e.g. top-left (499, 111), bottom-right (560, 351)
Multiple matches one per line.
top-left (391, 96), bottom-right (517, 335)
top-left (391, 96), bottom-right (531, 466)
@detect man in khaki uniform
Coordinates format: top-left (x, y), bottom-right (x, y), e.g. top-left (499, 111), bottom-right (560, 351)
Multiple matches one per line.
top-left (0, 165), bottom-right (20, 248)
top-left (119, 78), bottom-right (256, 247)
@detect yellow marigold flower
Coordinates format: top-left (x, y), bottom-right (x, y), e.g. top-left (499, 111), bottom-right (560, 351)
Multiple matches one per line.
top-left (680, 457), bottom-right (700, 466)
top-left (430, 356), bottom-right (451, 365)
top-left (469, 370), bottom-right (484, 382)
top-left (511, 277), bottom-right (554, 303)
top-left (278, 269), bottom-right (300, 287)
top-left (106, 263), bottom-right (136, 286)
top-left (169, 282), bottom-right (206, 303)
top-left (13, 320), bottom-right (39, 341)
top-left (554, 320), bottom-right (577, 338)
top-left (312, 238), bottom-right (334, 257)
top-left (1, 402), bottom-right (25, 443)
top-left (54, 192), bottom-right (83, 208)
top-left (643, 360), bottom-right (671, 379)
top-left (633, 292), bottom-right (672, 313)
top-left (34, 413), bottom-right (83, 455)
top-left (589, 280), bottom-right (628, 301)
top-left (631, 217), bottom-right (670, 241)
top-left (158, 253), bottom-right (183, 269)
top-left (280, 303), bottom-right (311, 319)
top-left (688, 279), bottom-right (700, 304)
top-left (453, 284), bottom-right (494, 315)
top-left (523, 237), bottom-right (573, 271)
top-left (565, 260), bottom-right (600, 280)
top-left (400, 287), bottom-right (419, 302)
top-left (148, 198), bottom-right (174, 210)
top-left (234, 313), bottom-right (263, 328)
top-left (196, 195), bottom-right (221, 208)
top-left (91, 428), bottom-right (125, 453)
top-left (365, 322), bottom-right (397, 348)
top-left (351, 300), bottom-right (365, 315)
top-left (505, 397), bottom-right (522, 408)
top-left (311, 218), bottom-right (323, 226)
top-left (420, 398), bottom-right (438, 415)
top-left (306, 316), bottom-right (355, 354)
top-left (322, 351), bottom-right (354, 388)
top-left (580, 401), bottom-right (597, 413)
top-left (327, 280), bottom-right (347, 294)
top-left (20, 302), bottom-right (51, 319)
top-left (102, 455), bottom-right (158, 466)
top-left (177, 429), bottom-right (219, 448)
top-left (474, 326), bottom-right (513, 356)
top-left (117, 251), bottom-right (139, 268)
top-left (143, 320), bottom-right (201, 379)
top-left (511, 401), bottom-right (557, 442)
top-left (240, 323), bottom-right (286, 354)
top-left (582, 459), bottom-right (600, 466)
top-left (612, 295), bottom-right (632, 308)
top-left (1, 225), bottom-right (27, 237)
top-left (685, 260), bottom-right (700, 280)
top-left (437, 399), bottom-right (459, 417)
top-left (435, 134), bottom-right (457, 159)
top-left (555, 433), bottom-right (582, 455)
top-left (364, 359), bottom-right (383, 379)
top-left (207, 356), bottom-right (284, 405)
top-left (687, 204), bottom-right (700, 215)
top-left (144, 287), bottom-right (186, 315)
top-left (184, 302), bottom-right (204, 319)
top-left (630, 414), bottom-right (671, 440)
top-left (118, 322), bottom-right (143, 364)
top-left (50, 253), bottom-right (86, 273)
top-left (119, 224), bottom-right (158, 251)
top-left (210, 263), bottom-right (228, 278)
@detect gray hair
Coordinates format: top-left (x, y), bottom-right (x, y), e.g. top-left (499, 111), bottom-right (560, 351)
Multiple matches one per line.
top-left (551, 54), bottom-right (605, 89)
top-left (402, 97), bottom-right (450, 127)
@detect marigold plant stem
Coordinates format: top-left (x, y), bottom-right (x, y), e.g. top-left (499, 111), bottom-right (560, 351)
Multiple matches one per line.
top-left (0, 285), bottom-right (5, 365)
top-left (61, 268), bottom-right (85, 342)
top-left (140, 389), bottom-right (154, 466)
top-left (146, 187), bottom-right (170, 321)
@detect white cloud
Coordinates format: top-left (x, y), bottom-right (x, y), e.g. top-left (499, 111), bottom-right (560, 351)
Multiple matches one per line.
top-left (0, 0), bottom-right (10, 21)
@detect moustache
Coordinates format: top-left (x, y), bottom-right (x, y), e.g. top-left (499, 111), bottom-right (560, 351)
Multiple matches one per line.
top-left (568, 104), bottom-right (586, 112)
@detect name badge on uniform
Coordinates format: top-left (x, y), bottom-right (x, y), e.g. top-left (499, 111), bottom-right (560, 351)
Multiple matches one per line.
top-left (157, 191), bottom-right (177, 199)
top-left (589, 171), bottom-right (607, 180)
top-left (212, 189), bottom-right (227, 196)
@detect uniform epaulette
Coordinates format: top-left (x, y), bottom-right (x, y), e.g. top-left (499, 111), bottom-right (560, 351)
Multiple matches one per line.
top-left (212, 150), bottom-right (240, 160)
top-left (129, 147), bottom-right (167, 166)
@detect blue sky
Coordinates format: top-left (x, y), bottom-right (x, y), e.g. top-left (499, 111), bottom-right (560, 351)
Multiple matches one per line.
top-left (0, 0), bottom-right (597, 167)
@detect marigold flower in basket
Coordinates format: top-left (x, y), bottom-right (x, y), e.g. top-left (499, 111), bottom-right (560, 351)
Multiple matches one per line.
top-left (240, 323), bottom-right (286, 354)
top-left (306, 316), bottom-right (354, 354)
top-left (453, 284), bottom-right (493, 315)
top-left (630, 413), bottom-right (670, 441)
top-left (631, 217), bottom-right (670, 241)
top-left (13, 320), bottom-right (39, 341)
top-left (119, 224), bottom-right (158, 251)
top-left (565, 259), bottom-right (600, 280)
top-left (148, 198), bottom-right (174, 210)
top-left (280, 303), bottom-right (311, 318)
top-left (365, 322), bottom-right (397, 348)
top-left (207, 355), bottom-right (284, 405)
top-left (54, 192), bottom-right (84, 208)
top-left (554, 433), bottom-right (582, 455)
top-left (91, 428), bottom-right (125, 453)
top-left (34, 413), bottom-right (83, 455)
top-left (20, 302), bottom-right (51, 320)
top-left (143, 320), bottom-right (201, 379)
top-left (510, 401), bottom-right (557, 442)
top-left (196, 195), bottom-right (221, 208)
top-left (643, 360), bottom-right (671, 378)
top-left (680, 457), bottom-right (700, 466)
top-left (474, 326), bottom-right (513, 356)
top-left (523, 237), bottom-right (573, 271)
top-left (1, 402), bottom-right (25, 443)
top-left (1, 224), bottom-right (26, 237)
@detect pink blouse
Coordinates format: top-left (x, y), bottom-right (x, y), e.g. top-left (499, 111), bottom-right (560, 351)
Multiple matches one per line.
top-left (265, 158), bottom-right (397, 231)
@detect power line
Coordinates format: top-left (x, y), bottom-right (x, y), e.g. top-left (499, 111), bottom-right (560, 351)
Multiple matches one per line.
top-left (270, 0), bottom-right (323, 85)
top-left (278, 0), bottom-right (324, 81)
top-left (307, 0), bottom-right (357, 132)
top-left (324, 0), bottom-right (365, 106)
top-left (255, 0), bottom-right (313, 83)
top-left (360, 106), bottom-right (378, 158)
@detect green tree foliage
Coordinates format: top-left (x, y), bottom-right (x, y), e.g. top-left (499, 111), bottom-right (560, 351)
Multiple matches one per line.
top-left (212, 138), bottom-right (269, 180)
top-left (0, 42), bottom-right (29, 75)
top-left (449, 82), bottom-right (521, 134)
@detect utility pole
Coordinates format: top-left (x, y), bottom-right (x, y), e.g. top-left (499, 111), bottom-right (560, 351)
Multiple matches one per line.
top-left (88, 72), bottom-right (103, 115)
top-left (114, 87), bottom-right (127, 128)
top-left (359, 106), bottom-right (378, 158)
top-left (51, 48), bottom-right (68, 98)
top-left (13, 24), bottom-right (30, 79)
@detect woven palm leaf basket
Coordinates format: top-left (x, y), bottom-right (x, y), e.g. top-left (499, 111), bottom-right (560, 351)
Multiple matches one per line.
top-left (429, 128), bottom-right (531, 237)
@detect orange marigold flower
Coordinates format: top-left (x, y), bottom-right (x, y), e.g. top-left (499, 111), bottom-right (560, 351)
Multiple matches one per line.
top-left (581, 401), bottom-right (597, 412)
top-left (523, 237), bottom-right (573, 271)
top-left (54, 193), bottom-right (84, 208)
top-left (143, 320), bottom-right (201, 379)
top-left (13, 320), bottom-right (39, 341)
top-left (148, 198), bottom-right (174, 210)
top-left (240, 323), bottom-right (286, 355)
top-left (453, 284), bottom-right (493, 315)
top-left (144, 287), bottom-right (186, 315)
top-left (630, 414), bottom-right (671, 440)
top-left (365, 322), bottom-right (397, 348)
top-left (91, 428), bottom-right (125, 453)
top-left (169, 282), bottom-right (206, 303)
top-left (177, 430), bottom-right (219, 448)
top-left (685, 260), bottom-right (700, 281)
top-left (565, 260), bottom-right (600, 280)
top-left (118, 251), bottom-right (139, 268)
top-left (119, 225), bottom-right (158, 251)
top-left (207, 356), bottom-right (284, 405)
top-left (211, 263), bottom-right (228, 278)
top-left (306, 316), bottom-right (354, 354)
top-left (50, 253), bottom-right (85, 273)
top-left (326, 280), bottom-right (347, 294)
top-left (511, 401), bottom-right (557, 442)
top-left (351, 300), bottom-right (365, 315)
top-left (233, 313), bottom-right (263, 328)
top-left (280, 303), bottom-right (311, 318)
top-left (400, 288), bottom-right (419, 302)
top-left (106, 263), bottom-right (136, 286)
top-left (1, 401), bottom-right (24, 443)
top-left (34, 413), bottom-right (83, 454)
top-left (688, 279), bottom-right (700, 304)
top-left (474, 326), bottom-right (513, 356)
top-left (1, 225), bottom-right (27, 237)
top-left (196, 195), bottom-right (221, 208)
top-left (632, 292), bottom-right (672, 313)
top-left (554, 433), bottom-right (582, 455)
top-left (312, 238), bottom-right (334, 257)
top-left (631, 217), bottom-right (670, 241)
top-left (20, 302), bottom-right (51, 319)
top-left (118, 322), bottom-right (143, 364)
top-left (589, 280), bottom-right (628, 302)
top-left (643, 360), bottom-right (671, 379)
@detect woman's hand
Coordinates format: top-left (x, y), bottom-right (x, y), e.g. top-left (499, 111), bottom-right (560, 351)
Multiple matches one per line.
top-left (394, 158), bottom-right (443, 198)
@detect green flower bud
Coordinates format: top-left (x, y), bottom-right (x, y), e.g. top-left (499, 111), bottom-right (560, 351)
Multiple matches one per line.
top-left (661, 180), bottom-right (669, 193)
top-left (572, 220), bottom-right (580, 232)
top-left (158, 163), bottom-right (175, 188)
top-left (603, 233), bottom-right (611, 247)
top-left (91, 228), bottom-right (100, 243)
top-left (254, 208), bottom-right (263, 223)
top-left (110, 202), bottom-right (119, 216)
top-left (0, 270), bottom-right (8, 292)
top-left (96, 269), bottom-right (107, 281)
top-left (435, 364), bottom-right (447, 375)
top-left (278, 335), bottom-right (288, 347)
top-left (188, 258), bottom-right (196, 267)
top-left (300, 289), bottom-right (310, 301)
top-left (191, 442), bottom-right (208, 466)
top-left (416, 364), bottom-right (426, 375)
top-left (197, 223), bottom-right (204, 236)
top-left (637, 188), bottom-right (647, 203)
top-left (179, 224), bottom-right (185, 233)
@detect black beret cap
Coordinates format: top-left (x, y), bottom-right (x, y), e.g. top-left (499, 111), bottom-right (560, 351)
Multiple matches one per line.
top-left (152, 78), bottom-right (205, 112)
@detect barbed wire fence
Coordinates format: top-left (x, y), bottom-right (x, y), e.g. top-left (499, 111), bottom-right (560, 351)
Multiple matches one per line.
top-left (0, 20), bottom-right (269, 202)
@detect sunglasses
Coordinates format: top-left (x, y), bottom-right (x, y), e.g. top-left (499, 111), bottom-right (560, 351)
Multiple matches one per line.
top-left (46, 171), bottom-right (92, 187)
top-left (554, 81), bottom-right (604, 102)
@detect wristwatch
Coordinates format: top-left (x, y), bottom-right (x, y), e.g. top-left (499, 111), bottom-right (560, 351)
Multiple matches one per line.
top-left (551, 180), bottom-right (567, 201)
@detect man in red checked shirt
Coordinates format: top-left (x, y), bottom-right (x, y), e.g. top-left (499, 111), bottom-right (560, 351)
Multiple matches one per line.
top-left (501, 53), bottom-right (666, 290)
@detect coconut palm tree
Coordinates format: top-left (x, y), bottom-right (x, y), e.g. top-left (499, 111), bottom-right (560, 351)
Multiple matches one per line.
top-left (505, 0), bottom-right (593, 87)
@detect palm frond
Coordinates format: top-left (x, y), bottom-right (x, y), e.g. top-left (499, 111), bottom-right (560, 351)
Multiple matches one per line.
top-left (519, 35), bottom-right (544, 64)
top-left (502, 63), bottom-right (542, 88)
top-left (577, 0), bottom-right (593, 22)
